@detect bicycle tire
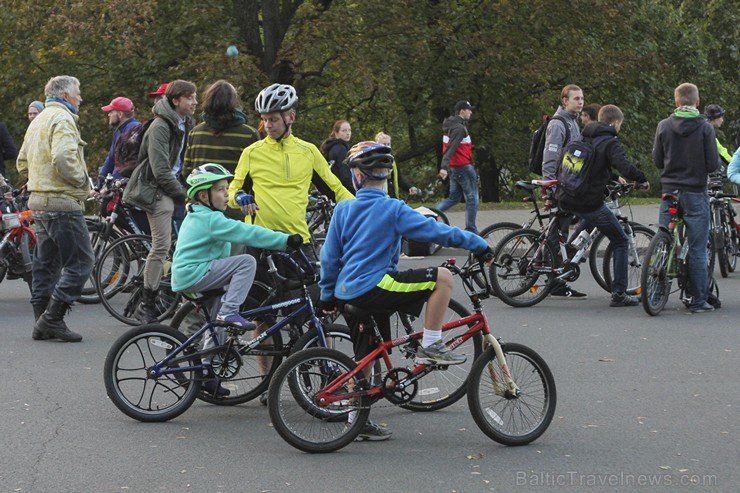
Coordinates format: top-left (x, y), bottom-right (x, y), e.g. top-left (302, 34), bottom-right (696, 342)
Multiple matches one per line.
top-left (588, 231), bottom-right (611, 293)
top-left (290, 324), bottom-right (353, 355)
top-left (476, 222), bottom-right (523, 291)
top-left (491, 229), bottom-right (554, 307)
top-left (640, 230), bottom-right (672, 316)
top-left (170, 295), bottom-right (284, 405)
top-left (602, 224), bottom-right (655, 294)
top-left (78, 219), bottom-right (121, 304)
top-left (392, 299), bottom-right (482, 412)
top-left (467, 343), bottom-right (556, 446)
top-left (95, 234), bottom-right (180, 325)
top-left (725, 207), bottom-right (738, 273)
top-left (104, 324), bottom-right (201, 422)
top-left (268, 347), bottom-right (371, 453)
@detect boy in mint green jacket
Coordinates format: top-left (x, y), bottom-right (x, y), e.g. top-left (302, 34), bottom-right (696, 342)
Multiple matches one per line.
top-left (173, 163), bottom-right (302, 395)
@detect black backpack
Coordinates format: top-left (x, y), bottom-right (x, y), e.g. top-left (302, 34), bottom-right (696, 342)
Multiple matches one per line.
top-left (528, 115), bottom-right (569, 175)
top-left (556, 135), bottom-right (612, 197)
top-left (113, 119), bottom-right (155, 178)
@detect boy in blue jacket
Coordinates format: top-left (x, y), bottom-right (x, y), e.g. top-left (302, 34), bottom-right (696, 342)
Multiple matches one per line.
top-left (173, 163), bottom-right (302, 395)
top-left (318, 142), bottom-right (492, 440)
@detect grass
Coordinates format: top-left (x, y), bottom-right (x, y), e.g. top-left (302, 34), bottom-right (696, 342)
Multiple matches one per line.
top-left (408, 197), bottom-right (661, 211)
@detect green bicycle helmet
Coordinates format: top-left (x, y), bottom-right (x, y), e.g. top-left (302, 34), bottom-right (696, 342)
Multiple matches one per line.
top-left (186, 163), bottom-right (234, 200)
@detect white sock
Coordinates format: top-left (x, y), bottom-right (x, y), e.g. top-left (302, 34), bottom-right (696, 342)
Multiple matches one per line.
top-left (348, 409), bottom-right (357, 424)
top-left (421, 328), bottom-right (441, 348)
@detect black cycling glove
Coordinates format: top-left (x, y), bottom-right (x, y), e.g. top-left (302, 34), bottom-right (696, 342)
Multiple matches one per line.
top-left (286, 234), bottom-right (303, 251)
top-left (475, 246), bottom-right (494, 263)
top-left (318, 298), bottom-right (336, 314)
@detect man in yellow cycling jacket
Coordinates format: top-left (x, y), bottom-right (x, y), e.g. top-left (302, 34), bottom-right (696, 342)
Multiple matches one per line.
top-left (228, 83), bottom-right (353, 245)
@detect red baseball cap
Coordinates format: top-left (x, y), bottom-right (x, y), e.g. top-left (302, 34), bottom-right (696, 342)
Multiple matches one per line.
top-left (101, 96), bottom-right (134, 113)
top-left (148, 83), bottom-right (169, 98)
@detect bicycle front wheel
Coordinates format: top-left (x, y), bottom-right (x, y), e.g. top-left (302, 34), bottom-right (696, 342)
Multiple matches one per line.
top-left (491, 229), bottom-right (554, 307)
top-left (467, 343), bottom-right (556, 446)
top-left (640, 230), bottom-right (673, 316)
top-left (104, 324), bottom-right (201, 422)
top-left (476, 222), bottom-right (523, 290)
top-left (268, 347), bottom-right (371, 453)
top-left (602, 224), bottom-right (655, 295)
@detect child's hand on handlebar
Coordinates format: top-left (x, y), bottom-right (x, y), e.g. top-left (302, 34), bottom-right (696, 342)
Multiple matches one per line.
top-left (318, 298), bottom-right (337, 315)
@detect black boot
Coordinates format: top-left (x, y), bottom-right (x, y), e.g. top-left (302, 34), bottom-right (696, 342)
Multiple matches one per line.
top-left (33, 297), bottom-right (82, 342)
top-left (134, 288), bottom-right (158, 324)
top-left (31, 298), bottom-right (52, 340)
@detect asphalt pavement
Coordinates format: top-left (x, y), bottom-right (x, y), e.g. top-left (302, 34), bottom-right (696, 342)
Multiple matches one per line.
top-left (1, 204), bottom-right (738, 492)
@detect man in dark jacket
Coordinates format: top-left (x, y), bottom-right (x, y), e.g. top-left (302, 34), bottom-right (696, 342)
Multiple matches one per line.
top-left (653, 83), bottom-right (719, 313)
top-left (558, 105), bottom-right (649, 306)
top-left (435, 100), bottom-right (478, 232)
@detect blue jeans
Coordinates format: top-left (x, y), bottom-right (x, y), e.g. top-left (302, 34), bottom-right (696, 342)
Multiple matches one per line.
top-left (31, 210), bottom-right (95, 305)
top-left (435, 164), bottom-right (479, 232)
top-left (573, 204), bottom-right (629, 293)
top-left (658, 191), bottom-right (710, 307)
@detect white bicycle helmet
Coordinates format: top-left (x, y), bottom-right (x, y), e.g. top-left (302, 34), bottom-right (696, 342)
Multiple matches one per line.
top-left (254, 83), bottom-right (298, 114)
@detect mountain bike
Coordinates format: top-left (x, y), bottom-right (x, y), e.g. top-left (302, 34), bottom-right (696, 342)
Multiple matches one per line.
top-left (640, 192), bottom-right (718, 316)
top-left (707, 178), bottom-right (739, 278)
top-left (490, 182), bottom-right (653, 307)
top-left (80, 175), bottom-right (151, 303)
top-left (267, 253), bottom-right (556, 453)
top-left (93, 233), bottom-right (180, 325)
top-left (103, 249), bottom-right (350, 422)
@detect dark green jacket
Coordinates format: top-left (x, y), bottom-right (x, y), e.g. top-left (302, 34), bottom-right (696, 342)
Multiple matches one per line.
top-left (123, 99), bottom-right (193, 212)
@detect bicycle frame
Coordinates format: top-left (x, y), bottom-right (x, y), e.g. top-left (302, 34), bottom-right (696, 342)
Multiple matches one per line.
top-left (314, 257), bottom-right (520, 408)
top-left (150, 294), bottom-right (322, 379)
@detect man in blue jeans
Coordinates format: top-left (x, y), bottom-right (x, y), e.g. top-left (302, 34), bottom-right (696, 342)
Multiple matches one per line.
top-left (16, 75), bottom-right (94, 341)
top-left (436, 100), bottom-right (478, 232)
top-left (653, 82), bottom-right (719, 313)
top-left (557, 105), bottom-right (650, 306)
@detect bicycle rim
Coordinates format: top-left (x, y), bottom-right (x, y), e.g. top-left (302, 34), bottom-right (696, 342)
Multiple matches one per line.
top-left (103, 324), bottom-right (201, 422)
top-left (603, 224), bottom-right (655, 295)
top-left (268, 348), bottom-right (370, 453)
top-left (641, 231), bottom-right (672, 316)
top-left (467, 343), bottom-right (556, 445)
top-left (491, 229), bottom-right (553, 307)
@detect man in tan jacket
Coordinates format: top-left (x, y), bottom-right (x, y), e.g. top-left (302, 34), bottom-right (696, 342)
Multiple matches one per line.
top-left (17, 75), bottom-right (93, 342)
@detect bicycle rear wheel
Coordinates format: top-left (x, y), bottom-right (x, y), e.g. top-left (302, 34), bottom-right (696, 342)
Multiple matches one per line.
top-left (588, 231), bottom-right (611, 293)
top-left (104, 324), bottom-right (201, 422)
top-left (467, 343), bottom-right (556, 446)
top-left (602, 224), bottom-right (654, 295)
top-left (640, 230), bottom-right (672, 316)
top-left (389, 299), bottom-right (482, 412)
top-left (490, 229), bottom-right (554, 307)
top-left (268, 348), bottom-right (371, 453)
top-left (95, 234), bottom-right (180, 325)
top-left (476, 222), bottom-right (522, 290)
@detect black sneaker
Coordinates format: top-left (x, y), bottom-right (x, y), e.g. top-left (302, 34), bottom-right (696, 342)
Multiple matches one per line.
top-left (355, 420), bottom-right (392, 441)
top-left (550, 283), bottom-right (587, 298)
top-left (610, 292), bottom-right (639, 307)
top-left (203, 378), bottom-right (231, 397)
top-left (689, 302), bottom-right (715, 314)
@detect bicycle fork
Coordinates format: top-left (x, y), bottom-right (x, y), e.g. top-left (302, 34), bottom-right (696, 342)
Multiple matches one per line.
top-left (482, 333), bottom-right (520, 398)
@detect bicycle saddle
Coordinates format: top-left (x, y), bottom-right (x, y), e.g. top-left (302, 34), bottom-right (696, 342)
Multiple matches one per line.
top-left (181, 288), bottom-right (226, 303)
top-left (515, 180), bottom-right (539, 192)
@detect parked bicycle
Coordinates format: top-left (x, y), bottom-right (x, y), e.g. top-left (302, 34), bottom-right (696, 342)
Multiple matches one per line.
top-left (707, 174), bottom-right (739, 278)
top-left (103, 249), bottom-right (350, 421)
top-left (80, 175), bottom-right (150, 303)
top-left (0, 190), bottom-right (35, 292)
top-left (266, 253), bottom-right (556, 453)
top-left (490, 181), bottom-right (653, 307)
top-left (641, 193), bottom-right (719, 316)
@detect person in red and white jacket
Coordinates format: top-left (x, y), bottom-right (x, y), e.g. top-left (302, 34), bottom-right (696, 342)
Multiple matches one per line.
top-left (436, 100), bottom-right (478, 232)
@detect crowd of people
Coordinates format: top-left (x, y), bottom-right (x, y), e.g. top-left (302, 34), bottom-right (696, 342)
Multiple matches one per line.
top-left (3, 76), bottom-right (737, 437)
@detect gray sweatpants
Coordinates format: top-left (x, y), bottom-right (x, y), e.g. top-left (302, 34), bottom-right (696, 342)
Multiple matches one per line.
top-left (186, 254), bottom-right (257, 364)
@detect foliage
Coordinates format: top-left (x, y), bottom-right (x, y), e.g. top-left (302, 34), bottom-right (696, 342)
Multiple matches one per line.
top-left (0, 0), bottom-right (736, 199)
